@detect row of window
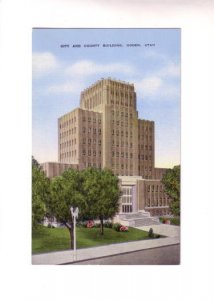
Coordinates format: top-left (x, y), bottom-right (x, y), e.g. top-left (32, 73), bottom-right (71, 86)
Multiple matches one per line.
top-left (112, 130), bottom-right (132, 137)
top-left (110, 90), bottom-right (133, 98)
top-left (112, 140), bottom-right (132, 147)
top-left (82, 139), bottom-right (101, 145)
top-left (147, 185), bottom-right (165, 192)
top-left (60, 117), bottom-right (76, 128)
top-left (82, 117), bottom-right (101, 123)
top-left (138, 155), bottom-right (152, 160)
top-left (60, 139), bottom-right (76, 148)
top-left (122, 205), bottom-right (133, 213)
top-left (138, 126), bottom-right (153, 132)
top-left (60, 128), bottom-right (77, 138)
top-left (82, 150), bottom-right (101, 156)
top-left (112, 152), bottom-right (133, 158)
top-left (138, 135), bottom-right (153, 140)
top-left (82, 127), bottom-right (102, 134)
top-left (110, 99), bottom-right (132, 107)
top-left (122, 187), bottom-right (132, 195)
top-left (138, 166), bottom-right (152, 171)
top-left (139, 145), bottom-right (153, 150)
top-left (112, 120), bottom-right (133, 128)
top-left (85, 162), bottom-right (102, 168)
top-left (60, 151), bottom-right (76, 159)
top-left (112, 110), bottom-right (133, 117)
top-left (112, 164), bottom-right (133, 170)
top-left (146, 200), bottom-right (168, 207)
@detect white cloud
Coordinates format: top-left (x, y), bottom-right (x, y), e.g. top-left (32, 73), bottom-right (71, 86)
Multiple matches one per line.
top-left (134, 75), bottom-right (179, 100)
top-left (133, 61), bottom-right (180, 100)
top-left (65, 60), bottom-right (135, 77)
top-left (32, 52), bottom-right (59, 77)
top-left (46, 81), bottom-right (84, 94)
top-left (135, 76), bottom-right (163, 96)
top-left (158, 62), bottom-right (180, 78)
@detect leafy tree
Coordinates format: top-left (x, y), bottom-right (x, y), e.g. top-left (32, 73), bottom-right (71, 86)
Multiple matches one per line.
top-left (82, 168), bottom-right (121, 235)
top-left (162, 165), bottom-right (180, 216)
top-left (32, 157), bottom-right (50, 227)
top-left (49, 169), bottom-right (88, 249)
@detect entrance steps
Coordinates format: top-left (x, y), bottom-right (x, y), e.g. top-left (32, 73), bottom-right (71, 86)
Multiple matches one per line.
top-left (118, 211), bottom-right (161, 227)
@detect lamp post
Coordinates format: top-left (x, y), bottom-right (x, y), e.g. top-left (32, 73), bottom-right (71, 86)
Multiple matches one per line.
top-left (70, 206), bottom-right (79, 261)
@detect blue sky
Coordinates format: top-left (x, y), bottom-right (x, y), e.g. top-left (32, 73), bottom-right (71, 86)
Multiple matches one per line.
top-left (32, 28), bottom-right (180, 168)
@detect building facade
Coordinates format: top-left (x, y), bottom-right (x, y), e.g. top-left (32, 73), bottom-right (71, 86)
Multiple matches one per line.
top-left (119, 176), bottom-right (171, 216)
top-left (58, 78), bottom-right (156, 178)
top-left (43, 78), bottom-right (171, 217)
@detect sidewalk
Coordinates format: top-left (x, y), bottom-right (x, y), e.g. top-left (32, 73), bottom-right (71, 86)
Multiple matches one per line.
top-left (135, 224), bottom-right (180, 238)
top-left (32, 234), bottom-right (180, 265)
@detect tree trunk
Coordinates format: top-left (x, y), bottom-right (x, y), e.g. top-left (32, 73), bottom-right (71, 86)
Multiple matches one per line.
top-left (100, 216), bottom-right (104, 235)
top-left (65, 222), bottom-right (74, 249)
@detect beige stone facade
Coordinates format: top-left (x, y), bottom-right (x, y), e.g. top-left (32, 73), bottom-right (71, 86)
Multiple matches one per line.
top-left (119, 176), bottom-right (171, 216)
top-left (58, 78), bottom-right (159, 178)
top-left (42, 162), bottom-right (79, 178)
top-left (58, 108), bottom-right (102, 169)
top-left (43, 78), bottom-right (172, 216)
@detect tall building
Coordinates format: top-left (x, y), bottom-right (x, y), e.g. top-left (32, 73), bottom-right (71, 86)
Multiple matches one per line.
top-left (42, 78), bottom-right (172, 217)
top-left (58, 78), bottom-right (155, 179)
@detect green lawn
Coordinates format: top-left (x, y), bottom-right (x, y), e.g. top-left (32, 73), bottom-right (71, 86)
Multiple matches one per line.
top-left (32, 226), bottom-right (153, 254)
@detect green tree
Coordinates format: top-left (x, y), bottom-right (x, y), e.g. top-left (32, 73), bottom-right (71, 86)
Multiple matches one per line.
top-left (82, 168), bottom-right (121, 235)
top-left (32, 157), bottom-right (50, 227)
top-left (162, 165), bottom-right (180, 216)
top-left (49, 169), bottom-right (87, 249)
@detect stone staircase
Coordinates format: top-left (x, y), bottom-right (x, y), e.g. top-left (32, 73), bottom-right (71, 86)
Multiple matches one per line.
top-left (119, 211), bottom-right (161, 227)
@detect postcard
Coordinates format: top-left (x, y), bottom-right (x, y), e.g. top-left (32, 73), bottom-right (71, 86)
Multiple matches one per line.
top-left (32, 28), bottom-right (180, 265)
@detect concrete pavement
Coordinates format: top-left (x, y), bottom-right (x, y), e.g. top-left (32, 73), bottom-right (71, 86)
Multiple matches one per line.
top-left (135, 224), bottom-right (180, 238)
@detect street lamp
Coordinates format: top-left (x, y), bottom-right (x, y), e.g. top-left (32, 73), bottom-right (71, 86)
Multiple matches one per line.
top-left (70, 206), bottom-right (79, 261)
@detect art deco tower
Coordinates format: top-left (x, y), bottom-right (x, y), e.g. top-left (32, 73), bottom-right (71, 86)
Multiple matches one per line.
top-left (58, 78), bottom-right (155, 178)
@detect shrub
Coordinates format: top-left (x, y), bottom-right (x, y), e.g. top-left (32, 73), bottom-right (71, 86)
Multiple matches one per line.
top-left (47, 223), bottom-right (54, 228)
top-left (113, 223), bottom-right (122, 232)
top-left (86, 220), bottom-right (94, 228)
top-left (148, 228), bottom-right (154, 238)
top-left (155, 234), bottom-right (161, 238)
top-left (119, 225), bottom-right (129, 232)
top-left (170, 218), bottom-right (180, 226)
